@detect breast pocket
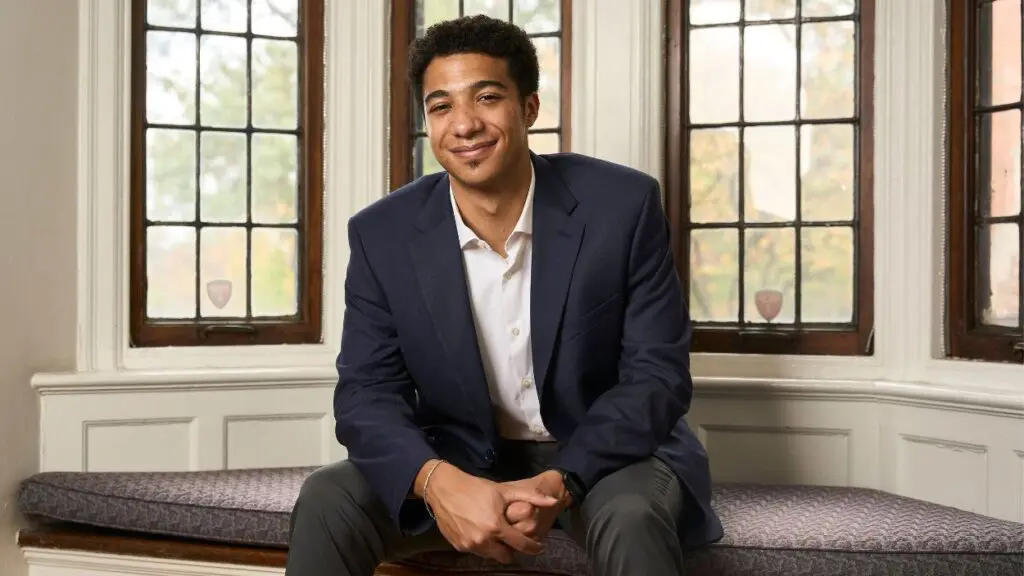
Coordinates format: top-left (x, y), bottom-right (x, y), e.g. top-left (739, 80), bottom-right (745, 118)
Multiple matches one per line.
top-left (561, 291), bottom-right (623, 342)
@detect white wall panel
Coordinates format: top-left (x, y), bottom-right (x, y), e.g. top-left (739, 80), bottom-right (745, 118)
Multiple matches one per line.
top-left (39, 385), bottom-right (338, 473)
top-left (895, 434), bottom-right (988, 515)
top-left (84, 419), bottom-right (195, 472)
top-left (700, 424), bottom-right (851, 486)
top-left (686, 395), bottom-right (1024, 523)
top-left (224, 414), bottom-right (330, 470)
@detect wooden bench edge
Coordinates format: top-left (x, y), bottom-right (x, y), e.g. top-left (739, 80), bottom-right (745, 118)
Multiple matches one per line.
top-left (15, 525), bottom-right (524, 576)
top-left (16, 525), bottom-right (289, 568)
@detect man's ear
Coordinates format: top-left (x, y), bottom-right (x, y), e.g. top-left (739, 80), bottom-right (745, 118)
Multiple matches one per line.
top-left (523, 93), bottom-right (540, 129)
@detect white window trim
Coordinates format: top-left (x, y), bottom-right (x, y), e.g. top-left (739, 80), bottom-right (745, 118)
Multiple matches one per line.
top-left (570, 0), bottom-right (664, 183)
top-left (51, 0), bottom-right (1022, 411)
top-left (74, 0), bottom-right (387, 372)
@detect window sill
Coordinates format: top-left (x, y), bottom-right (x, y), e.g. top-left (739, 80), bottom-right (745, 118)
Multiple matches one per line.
top-left (30, 366), bottom-right (337, 395)
top-left (692, 350), bottom-right (1023, 415)
top-left (922, 357), bottom-right (1024, 395)
top-left (117, 343), bottom-right (338, 372)
top-left (691, 352), bottom-right (885, 382)
top-left (693, 376), bottom-right (1023, 417)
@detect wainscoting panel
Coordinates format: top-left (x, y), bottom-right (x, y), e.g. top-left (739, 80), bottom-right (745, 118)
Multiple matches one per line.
top-left (894, 433), bottom-right (988, 515)
top-left (699, 424), bottom-right (851, 486)
top-left (38, 384), bottom-right (342, 473)
top-left (687, 397), bottom-right (881, 489)
top-left (687, 393), bottom-right (1024, 523)
top-left (224, 414), bottom-right (331, 470)
top-left (83, 419), bottom-right (195, 472)
top-left (878, 404), bottom-right (1024, 522)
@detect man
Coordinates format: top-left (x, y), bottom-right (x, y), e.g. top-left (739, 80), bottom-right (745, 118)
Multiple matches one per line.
top-left (285, 14), bottom-right (723, 576)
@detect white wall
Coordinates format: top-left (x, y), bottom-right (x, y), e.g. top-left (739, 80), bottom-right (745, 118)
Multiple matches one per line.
top-left (0, 2), bottom-right (79, 575)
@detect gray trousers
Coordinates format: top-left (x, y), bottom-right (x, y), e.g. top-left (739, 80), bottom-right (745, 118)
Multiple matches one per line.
top-left (284, 441), bottom-right (686, 576)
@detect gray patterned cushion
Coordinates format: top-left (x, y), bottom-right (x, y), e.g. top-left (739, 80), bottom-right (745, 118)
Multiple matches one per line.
top-left (18, 467), bottom-right (305, 547)
top-left (18, 467), bottom-right (1024, 575)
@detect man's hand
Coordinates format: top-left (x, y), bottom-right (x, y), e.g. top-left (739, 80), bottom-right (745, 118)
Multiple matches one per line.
top-left (503, 470), bottom-right (572, 541)
top-left (419, 461), bottom-right (560, 564)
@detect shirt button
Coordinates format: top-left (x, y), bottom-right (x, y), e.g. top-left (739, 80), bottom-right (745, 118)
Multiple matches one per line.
top-left (503, 271), bottom-right (512, 280)
top-left (511, 327), bottom-right (520, 336)
top-left (521, 377), bottom-right (532, 389)
top-left (532, 426), bottom-right (545, 435)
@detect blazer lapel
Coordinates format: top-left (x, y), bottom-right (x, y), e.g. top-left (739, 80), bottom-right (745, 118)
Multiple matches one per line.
top-left (408, 175), bottom-right (495, 439)
top-left (530, 154), bottom-right (586, 396)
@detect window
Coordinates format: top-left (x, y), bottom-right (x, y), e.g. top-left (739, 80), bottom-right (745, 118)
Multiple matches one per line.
top-left (389, 0), bottom-right (572, 188)
top-left (664, 0), bottom-right (874, 356)
top-left (129, 0), bottom-right (325, 347)
top-left (947, 0), bottom-right (1024, 363)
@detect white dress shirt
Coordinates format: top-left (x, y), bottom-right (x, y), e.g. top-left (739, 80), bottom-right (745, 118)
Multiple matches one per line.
top-left (449, 165), bottom-right (553, 441)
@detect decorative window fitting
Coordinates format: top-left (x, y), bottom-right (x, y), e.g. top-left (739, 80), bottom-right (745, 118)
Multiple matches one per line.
top-left (129, 0), bottom-right (325, 347)
top-left (947, 0), bottom-right (1024, 363)
top-left (389, 0), bottom-right (572, 188)
top-left (665, 0), bottom-right (875, 355)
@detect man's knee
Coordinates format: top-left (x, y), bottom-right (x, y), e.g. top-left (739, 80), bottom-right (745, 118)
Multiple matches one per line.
top-left (578, 492), bottom-right (679, 564)
top-left (287, 461), bottom-right (397, 574)
top-left (585, 492), bottom-right (674, 533)
top-left (293, 460), bottom-right (378, 519)
top-left (579, 458), bottom-right (682, 549)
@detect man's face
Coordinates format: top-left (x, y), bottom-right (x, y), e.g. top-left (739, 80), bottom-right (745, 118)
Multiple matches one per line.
top-left (421, 53), bottom-right (538, 189)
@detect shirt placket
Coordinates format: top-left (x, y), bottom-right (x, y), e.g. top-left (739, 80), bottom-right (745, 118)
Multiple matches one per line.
top-left (504, 234), bottom-right (542, 437)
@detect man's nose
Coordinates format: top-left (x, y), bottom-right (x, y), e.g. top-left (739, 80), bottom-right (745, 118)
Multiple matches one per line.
top-left (450, 106), bottom-right (483, 137)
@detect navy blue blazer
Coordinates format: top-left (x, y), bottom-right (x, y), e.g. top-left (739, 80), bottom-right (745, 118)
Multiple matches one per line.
top-left (334, 152), bottom-right (724, 547)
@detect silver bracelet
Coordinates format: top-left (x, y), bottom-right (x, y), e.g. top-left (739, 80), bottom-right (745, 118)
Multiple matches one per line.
top-left (422, 459), bottom-right (446, 519)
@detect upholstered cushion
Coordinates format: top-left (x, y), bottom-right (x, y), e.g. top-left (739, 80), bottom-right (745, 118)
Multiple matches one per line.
top-left (398, 484), bottom-right (1024, 575)
top-left (711, 483), bottom-right (1022, 553)
top-left (18, 467), bottom-right (1024, 575)
top-left (18, 467), bottom-right (307, 547)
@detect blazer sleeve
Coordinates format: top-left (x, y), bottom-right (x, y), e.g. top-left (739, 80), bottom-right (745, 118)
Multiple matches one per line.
top-left (552, 179), bottom-right (694, 491)
top-left (333, 217), bottom-right (438, 535)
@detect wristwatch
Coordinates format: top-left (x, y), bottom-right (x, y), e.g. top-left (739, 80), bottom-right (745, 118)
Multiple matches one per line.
top-left (552, 468), bottom-right (586, 508)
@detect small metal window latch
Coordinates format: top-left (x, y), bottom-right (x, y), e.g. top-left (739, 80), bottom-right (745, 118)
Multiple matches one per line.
top-left (200, 324), bottom-right (258, 339)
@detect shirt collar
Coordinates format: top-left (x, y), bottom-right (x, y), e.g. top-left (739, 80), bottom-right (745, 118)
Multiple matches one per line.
top-left (450, 161), bottom-right (535, 249)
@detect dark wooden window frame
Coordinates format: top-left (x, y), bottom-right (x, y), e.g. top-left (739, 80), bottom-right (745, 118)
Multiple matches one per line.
top-left (664, 0), bottom-right (875, 356)
top-left (389, 0), bottom-right (573, 190)
top-left (946, 0), bottom-right (1024, 363)
top-left (129, 0), bottom-right (325, 348)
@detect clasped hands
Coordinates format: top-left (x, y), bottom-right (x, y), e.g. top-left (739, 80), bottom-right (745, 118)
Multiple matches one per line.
top-left (421, 461), bottom-right (572, 564)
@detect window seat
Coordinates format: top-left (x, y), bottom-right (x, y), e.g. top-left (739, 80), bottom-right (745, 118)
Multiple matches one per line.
top-left (17, 466), bottom-right (1024, 576)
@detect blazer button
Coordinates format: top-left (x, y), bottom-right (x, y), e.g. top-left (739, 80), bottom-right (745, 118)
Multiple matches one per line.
top-left (484, 449), bottom-right (495, 464)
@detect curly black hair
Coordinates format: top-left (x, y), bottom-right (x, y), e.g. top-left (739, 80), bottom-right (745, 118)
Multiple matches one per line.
top-left (407, 14), bottom-right (540, 105)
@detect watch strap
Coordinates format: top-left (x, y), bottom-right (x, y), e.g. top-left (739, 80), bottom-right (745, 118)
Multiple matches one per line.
top-left (553, 467), bottom-right (586, 508)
